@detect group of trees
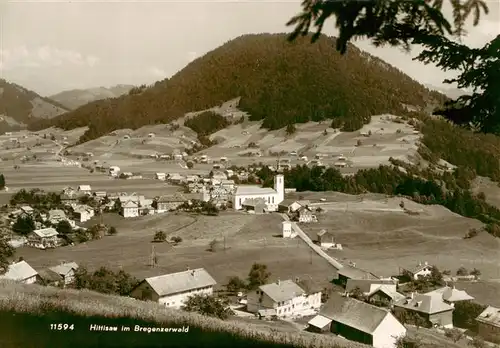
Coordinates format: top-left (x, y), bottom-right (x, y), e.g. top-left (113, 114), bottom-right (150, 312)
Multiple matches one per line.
top-left (226, 263), bottom-right (271, 293)
top-left (73, 266), bottom-right (139, 296)
top-left (255, 163), bottom-right (500, 238)
top-left (184, 111), bottom-right (230, 136)
top-left (177, 200), bottom-right (220, 216)
top-left (152, 231), bottom-right (182, 244)
top-left (9, 189), bottom-right (62, 210)
top-left (0, 174), bottom-right (5, 190)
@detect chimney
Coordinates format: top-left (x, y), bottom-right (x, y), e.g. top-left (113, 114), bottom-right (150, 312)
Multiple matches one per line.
top-left (186, 266), bottom-right (190, 271)
top-left (191, 270), bottom-right (195, 276)
top-left (277, 278), bottom-right (280, 286)
top-left (424, 261), bottom-right (428, 266)
top-left (410, 292), bottom-right (414, 299)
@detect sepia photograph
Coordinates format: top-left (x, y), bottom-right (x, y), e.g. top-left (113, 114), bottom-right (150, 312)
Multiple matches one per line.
top-left (0, 0), bottom-right (499, 347)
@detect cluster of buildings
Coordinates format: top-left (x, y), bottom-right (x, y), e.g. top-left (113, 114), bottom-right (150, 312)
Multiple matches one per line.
top-left (0, 260), bottom-right (79, 288)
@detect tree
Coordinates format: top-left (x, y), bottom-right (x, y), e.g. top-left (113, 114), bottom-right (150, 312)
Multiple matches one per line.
top-left (208, 239), bottom-right (219, 252)
top-left (170, 236), bottom-right (182, 244)
top-left (56, 220), bottom-right (72, 235)
top-left (453, 301), bottom-right (487, 329)
top-left (287, 0), bottom-right (497, 133)
top-left (202, 202), bottom-right (218, 216)
top-left (469, 336), bottom-right (486, 348)
top-left (349, 286), bottom-right (365, 301)
top-left (12, 216), bottom-right (35, 236)
top-left (186, 161), bottom-right (194, 169)
top-left (0, 234), bottom-right (15, 275)
top-left (0, 174), bottom-right (5, 190)
top-left (182, 294), bottom-right (234, 320)
top-left (287, 0), bottom-right (488, 54)
top-left (456, 267), bottom-right (469, 276)
top-left (153, 231), bottom-right (167, 242)
top-left (444, 328), bottom-right (464, 343)
top-left (429, 265), bottom-right (444, 286)
top-left (470, 268), bottom-right (481, 278)
top-left (286, 124), bottom-right (296, 135)
top-left (395, 335), bottom-right (422, 348)
top-left (226, 276), bottom-right (246, 293)
top-left (247, 263), bottom-right (271, 290)
top-left (108, 226), bottom-right (117, 235)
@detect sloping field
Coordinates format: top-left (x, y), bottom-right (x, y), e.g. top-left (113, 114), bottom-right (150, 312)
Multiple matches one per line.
top-left (298, 192), bottom-right (500, 290)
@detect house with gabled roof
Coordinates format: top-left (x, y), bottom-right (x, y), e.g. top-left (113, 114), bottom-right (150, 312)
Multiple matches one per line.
top-left (38, 268), bottom-right (63, 287)
top-left (394, 292), bottom-right (454, 328)
top-left (49, 262), bottom-right (79, 285)
top-left (333, 265), bottom-right (380, 287)
top-left (27, 227), bottom-right (60, 249)
top-left (72, 204), bottom-right (95, 222)
top-left (400, 261), bottom-right (434, 280)
top-left (424, 285), bottom-right (474, 305)
top-left (0, 261), bottom-right (39, 284)
top-left (129, 268), bottom-right (217, 309)
top-left (246, 279), bottom-right (321, 319)
top-left (476, 306), bottom-right (500, 343)
top-left (121, 200), bottom-right (139, 218)
top-left (308, 293), bottom-right (406, 348)
top-left (77, 185), bottom-right (92, 194)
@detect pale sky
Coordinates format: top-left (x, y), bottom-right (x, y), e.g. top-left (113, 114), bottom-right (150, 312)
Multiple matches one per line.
top-left (0, 0), bottom-right (498, 96)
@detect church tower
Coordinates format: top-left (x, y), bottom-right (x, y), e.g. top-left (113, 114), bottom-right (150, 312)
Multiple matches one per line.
top-left (274, 174), bottom-right (284, 204)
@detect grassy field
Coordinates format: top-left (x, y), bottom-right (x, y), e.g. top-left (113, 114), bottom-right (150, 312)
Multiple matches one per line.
top-left (295, 192), bottom-right (500, 305)
top-left (0, 163), bottom-right (181, 204)
top-left (0, 280), bottom-right (366, 348)
top-left (18, 212), bottom-right (335, 289)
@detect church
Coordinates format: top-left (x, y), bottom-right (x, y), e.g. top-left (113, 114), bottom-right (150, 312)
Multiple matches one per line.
top-left (233, 174), bottom-right (285, 212)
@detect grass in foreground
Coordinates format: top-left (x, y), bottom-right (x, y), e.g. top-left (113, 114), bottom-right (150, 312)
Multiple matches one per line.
top-left (0, 280), bottom-right (366, 348)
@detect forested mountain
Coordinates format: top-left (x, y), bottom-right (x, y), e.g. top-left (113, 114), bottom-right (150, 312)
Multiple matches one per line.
top-left (49, 84), bottom-right (135, 110)
top-left (29, 33), bottom-right (447, 142)
top-left (0, 79), bottom-right (68, 133)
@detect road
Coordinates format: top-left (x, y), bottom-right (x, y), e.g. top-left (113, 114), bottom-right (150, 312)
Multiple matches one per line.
top-left (280, 213), bottom-right (344, 270)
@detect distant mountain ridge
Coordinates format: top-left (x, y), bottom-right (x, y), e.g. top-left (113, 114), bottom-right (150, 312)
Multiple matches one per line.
top-left (425, 84), bottom-right (471, 100)
top-left (49, 84), bottom-right (135, 110)
top-left (29, 33), bottom-right (447, 143)
top-left (0, 79), bottom-right (68, 133)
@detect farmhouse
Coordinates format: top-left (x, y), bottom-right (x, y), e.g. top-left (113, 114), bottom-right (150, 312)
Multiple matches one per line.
top-left (293, 206), bottom-right (317, 223)
top-left (77, 185), bottom-right (92, 194)
top-left (233, 174), bottom-right (284, 211)
top-left (37, 268), bottom-right (63, 287)
top-left (49, 262), bottom-right (79, 285)
top-left (121, 200), bottom-right (139, 218)
top-left (333, 265), bottom-right (380, 287)
top-left (278, 199), bottom-right (310, 214)
top-left (476, 306), bottom-right (500, 343)
top-left (20, 205), bottom-right (34, 216)
top-left (72, 204), bottom-right (95, 222)
top-left (400, 261), bottom-right (433, 280)
top-left (27, 228), bottom-right (60, 249)
top-left (424, 286), bottom-right (474, 305)
top-left (316, 229), bottom-right (342, 249)
top-left (0, 261), bottom-right (39, 284)
top-left (246, 279), bottom-right (321, 319)
top-left (394, 293), bottom-right (454, 328)
top-left (154, 193), bottom-right (187, 212)
top-left (130, 268), bottom-right (217, 309)
top-left (155, 173), bottom-right (166, 180)
top-left (48, 209), bottom-right (72, 226)
top-left (366, 286), bottom-right (406, 307)
top-left (308, 294), bottom-right (406, 348)
top-left (346, 279), bottom-right (398, 295)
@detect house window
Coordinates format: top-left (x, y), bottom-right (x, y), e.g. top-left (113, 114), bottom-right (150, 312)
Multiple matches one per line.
top-left (272, 196), bottom-right (274, 203)
top-left (239, 198), bottom-right (242, 205)
top-left (267, 196), bottom-right (270, 203)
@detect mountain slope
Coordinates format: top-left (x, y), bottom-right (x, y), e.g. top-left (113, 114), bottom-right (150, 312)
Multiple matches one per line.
top-left (29, 33), bottom-right (447, 143)
top-left (49, 84), bottom-right (135, 110)
top-left (0, 79), bottom-right (69, 132)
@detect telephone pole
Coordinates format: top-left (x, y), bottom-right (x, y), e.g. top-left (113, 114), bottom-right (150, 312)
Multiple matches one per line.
top-left (150, 245), bottom-right (157, 268)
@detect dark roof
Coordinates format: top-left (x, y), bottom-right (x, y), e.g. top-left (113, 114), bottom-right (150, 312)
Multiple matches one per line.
top-left (394, 293), bottom-right (454, 314)
top-left (320, 293), bottom-right (392, 334)
top-left (338, 265), bottom-right (380, 281)
top-left (38, 268), bottom-right (63, 283)
top-left (346, 279), bottom-right (397, 293)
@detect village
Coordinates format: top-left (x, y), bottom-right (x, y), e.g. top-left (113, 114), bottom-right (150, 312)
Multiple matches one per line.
top-left (1, 160), bottom-right (499, 348)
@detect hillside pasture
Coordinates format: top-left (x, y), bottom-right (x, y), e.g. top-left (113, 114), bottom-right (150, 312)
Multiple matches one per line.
top-left (17, 212), bottom-right (335, 289)
top-left (297, 193), bottom-right (500, 304)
